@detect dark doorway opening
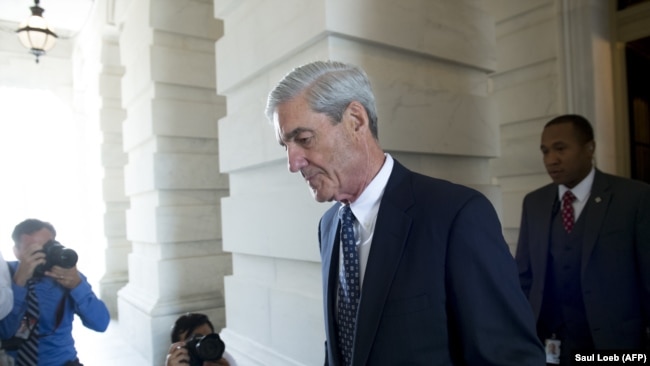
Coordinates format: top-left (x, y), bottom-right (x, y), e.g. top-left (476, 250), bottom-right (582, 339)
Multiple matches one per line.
top-left (618, 0), bottom-right (650, 11)
top-left (625, 36), bottom-right (650, 184)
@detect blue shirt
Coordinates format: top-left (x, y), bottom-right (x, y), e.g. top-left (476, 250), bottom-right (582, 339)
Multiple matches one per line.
top-left (0, 261), bottom-right (110, 366)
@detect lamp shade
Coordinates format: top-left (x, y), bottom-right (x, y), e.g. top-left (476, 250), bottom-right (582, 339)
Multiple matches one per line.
top-left (16, 1), bottom-right (58, 63)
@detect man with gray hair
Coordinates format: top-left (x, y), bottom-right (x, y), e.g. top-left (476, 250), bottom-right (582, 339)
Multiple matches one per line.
top-left (266, 60), bottom-right (545, 365)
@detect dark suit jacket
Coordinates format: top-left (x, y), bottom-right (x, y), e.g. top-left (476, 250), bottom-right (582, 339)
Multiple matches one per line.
top-left (319, 160), bottom-right (544, 365)
top-left (515, 169), bottom-right (650, 349)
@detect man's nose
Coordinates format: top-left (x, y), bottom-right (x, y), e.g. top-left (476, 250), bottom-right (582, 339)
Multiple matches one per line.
top-left (287, 145), bottom-right (307, 173)
top-left (544, 152), bottom-right (559, 166)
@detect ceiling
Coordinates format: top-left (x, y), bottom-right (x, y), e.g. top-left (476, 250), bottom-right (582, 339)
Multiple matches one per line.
top-left (0, 0), bottom-right (95, 37)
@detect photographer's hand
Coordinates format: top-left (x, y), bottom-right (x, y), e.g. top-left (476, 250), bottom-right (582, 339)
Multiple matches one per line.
top-left (13, 246), bottom-right (46, 286)
top-left (166, 341), bottom-right (190, 366)
top-left (45, 265), bottom-right (82, 289)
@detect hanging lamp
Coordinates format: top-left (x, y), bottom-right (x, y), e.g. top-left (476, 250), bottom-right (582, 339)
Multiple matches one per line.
top-left (16, 0), bottom-right (58, 63)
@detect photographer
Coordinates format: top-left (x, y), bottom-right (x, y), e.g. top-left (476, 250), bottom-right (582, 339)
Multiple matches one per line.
top-left (165, 313), bottom-right (235, 366)
top-left (0, 219), bottom-right (109, 366)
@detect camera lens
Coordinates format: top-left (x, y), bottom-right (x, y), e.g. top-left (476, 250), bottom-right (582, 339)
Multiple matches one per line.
top-left (186, 333), bottom-right (225, 365)
top-left (194, 333), bottom-right (225, 360)
top-left (56, 247), bottom-right (78, 268)
top-left (33, 240), bottom-right (78, 277)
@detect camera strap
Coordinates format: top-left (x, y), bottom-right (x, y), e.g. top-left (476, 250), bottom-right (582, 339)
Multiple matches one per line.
top-left (53, 290), bottom-right (69, 331)
top-left (37, 288), bottom-right (69, 338)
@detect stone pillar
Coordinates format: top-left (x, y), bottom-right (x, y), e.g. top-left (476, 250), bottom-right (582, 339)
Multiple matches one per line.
top-left (98, 33), bottom-right (129, 319)
top-left (488, 0), bottom-right (560, 249)
top-left (114, 0), bottom-right (227, 364)
top-left (72, 0), bottom-right (129, 318)
top-left (215, 0), bottom-right (498, 364)
top-left (558, 0), bottom-right (617, 174)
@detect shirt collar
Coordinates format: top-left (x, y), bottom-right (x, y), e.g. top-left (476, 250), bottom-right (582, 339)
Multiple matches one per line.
top-left (558, 167), bottom-right (595, 203)
top-left (349, 154), bottom-right (394, 230)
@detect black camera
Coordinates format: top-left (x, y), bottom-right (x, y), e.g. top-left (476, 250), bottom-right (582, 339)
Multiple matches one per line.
top-left (185, 333), bottom-right (225, 366)
top-left (33, 240), bottom-right (78, 278)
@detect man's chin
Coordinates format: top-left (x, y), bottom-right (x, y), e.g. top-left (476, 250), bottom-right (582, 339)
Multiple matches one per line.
top-left (311, 193), bottom-right (329, 203)
top-left (309, 188), bottom-right (332, 203)
top-left (547, 171), bottom-right (563, 184)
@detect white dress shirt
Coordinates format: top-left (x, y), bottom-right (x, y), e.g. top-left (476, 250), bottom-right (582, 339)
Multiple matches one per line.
top-left (341, 153), bottom-right (394, 288)
top-left (558, 167), bottom-right (595, 222)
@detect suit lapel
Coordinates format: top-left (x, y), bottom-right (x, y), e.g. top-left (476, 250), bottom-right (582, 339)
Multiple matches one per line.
top-left (321, 204), bottom-right (342, 365)
top-left (353, 162), bottom-right (414, 366)
top-left (580, 170), bottom-right (611, 276)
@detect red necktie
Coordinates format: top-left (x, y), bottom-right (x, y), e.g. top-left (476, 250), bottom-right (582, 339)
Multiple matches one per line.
top-left (562, 190), bottom-right (576, 233)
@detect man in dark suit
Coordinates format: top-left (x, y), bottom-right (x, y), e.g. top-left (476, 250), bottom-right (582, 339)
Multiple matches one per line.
top-left (266, 60), bottom-right (544, 365)
top-left (515, 114), bottom-right (650, 364)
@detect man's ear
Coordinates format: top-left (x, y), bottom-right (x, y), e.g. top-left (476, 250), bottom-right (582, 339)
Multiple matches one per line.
top-left (13, 245), bottom-right (19, 261)
top-left (346, 101), bottom-right (368, 132)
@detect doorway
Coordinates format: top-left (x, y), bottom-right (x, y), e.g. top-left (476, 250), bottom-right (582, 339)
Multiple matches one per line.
top-left (625, 36), bottom-right (650, 184)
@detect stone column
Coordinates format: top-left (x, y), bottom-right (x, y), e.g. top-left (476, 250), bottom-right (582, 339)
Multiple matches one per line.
top-left (215, 0), bottom-right (498, 364)
top-left (488, 0), bottom-right (561, 249)
top-left (97, 33), bottom-right (129, 319)
top-left (73, 0), bottom-right (130, 318)
top-left (114, 0), bottom-right (227, 364)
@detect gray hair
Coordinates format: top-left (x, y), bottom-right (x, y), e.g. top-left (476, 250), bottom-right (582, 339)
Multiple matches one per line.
top-left (265, 60), bottom-right (379, 139)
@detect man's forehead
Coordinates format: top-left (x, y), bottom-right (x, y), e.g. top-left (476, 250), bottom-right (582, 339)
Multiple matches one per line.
top-left (273, 93), bottom-right (317, 126)
top-left (273, 107), bottom-right (316, 141)
top-left (273, 113), bottom-right (290, 144)
top-left (20, 228), bottom-right (53, 242)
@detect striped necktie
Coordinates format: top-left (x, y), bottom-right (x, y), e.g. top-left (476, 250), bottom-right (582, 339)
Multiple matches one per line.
top-left (337, 205), bottom-right (359, 366)
top-left (17, 279), bottom-right (39, 366)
